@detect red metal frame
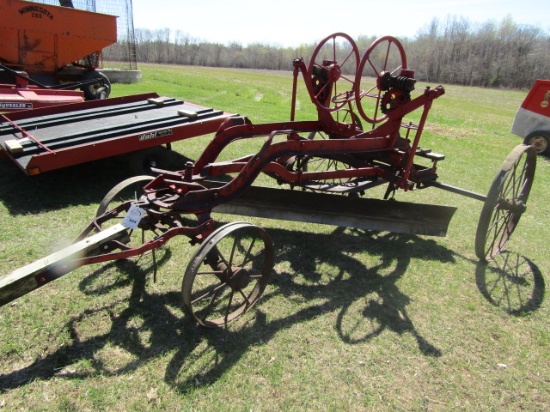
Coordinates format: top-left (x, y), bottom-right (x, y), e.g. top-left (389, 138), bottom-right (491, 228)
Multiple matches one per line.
top-left (44, 32), bottom-right (447, 274)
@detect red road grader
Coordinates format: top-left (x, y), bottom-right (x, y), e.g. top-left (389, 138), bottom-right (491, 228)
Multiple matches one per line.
top-left (0, 34), bottom-right (536, 328)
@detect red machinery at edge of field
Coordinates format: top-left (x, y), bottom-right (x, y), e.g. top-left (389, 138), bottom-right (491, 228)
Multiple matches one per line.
top-left (0, 0), bottom-right (118, 111)
top-left (511, 79), bottom-right (550, 156)
top-left (0, 93), bottom-right (236, 175)
top-left (0, 34), bottom-right (537, 328)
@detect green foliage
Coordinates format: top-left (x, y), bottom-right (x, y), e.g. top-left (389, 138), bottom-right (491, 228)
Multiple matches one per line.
top-left (0, 65), bottom-right (548, 410)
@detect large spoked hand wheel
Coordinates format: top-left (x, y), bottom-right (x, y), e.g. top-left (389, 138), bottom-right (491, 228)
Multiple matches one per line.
top-left (475, 145), bottom-right (536, 261)
top-left (182, 222), bottom-right (274, 328)
top-left (354, 36), bottom-right (408, 125)
top-left (306, 32), bottom-right (360, 112)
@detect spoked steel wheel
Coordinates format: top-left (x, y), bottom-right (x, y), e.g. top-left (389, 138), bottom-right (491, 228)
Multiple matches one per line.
top-left (354, 36), bottom-right (408, 125)
top-left (306, 33), bottom-right (360, 112)
top-left (475, 145), bottom-right (536, 261)
top-left (96, 175), bottom-right (154, 217)
top-left (182, 222), bottom-right (274, 328)
top-left (295, 155), bottom-right (371, 195)
top-left (92, 175), bottom-right (156, 247)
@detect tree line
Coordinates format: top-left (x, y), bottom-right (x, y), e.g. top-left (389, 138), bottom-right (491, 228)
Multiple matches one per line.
top-left (104, 16), bottom-right (550, 89)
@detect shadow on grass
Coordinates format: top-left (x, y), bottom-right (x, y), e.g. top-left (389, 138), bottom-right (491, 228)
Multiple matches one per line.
top-left (0, 226), bottom-right (545, 394)
top-left (0, 225), bottom-right (457, 393)
top-left (475, 250), bottom-right (545, 315)
top-left (0, 156), bottom-right (134, 215)
top-left (0, 150), bottom-right (192, 216)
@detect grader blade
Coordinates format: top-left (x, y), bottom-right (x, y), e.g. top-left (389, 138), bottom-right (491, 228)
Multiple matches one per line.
top-left (0, 223), bottom-right (129, 307)
top-left (214, 186), bottom-right (456, 237)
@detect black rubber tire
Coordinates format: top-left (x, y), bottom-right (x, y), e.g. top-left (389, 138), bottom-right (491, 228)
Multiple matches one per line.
top-left (524, 130), bottom-right (550, 156)
top-left (81, 71), bottom-right (111, 100)
top-left (128, 146), bottom-right (171, 176)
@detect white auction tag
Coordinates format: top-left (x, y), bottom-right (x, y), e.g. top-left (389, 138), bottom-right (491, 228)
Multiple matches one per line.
top-left (122, 204), bottom-right (144, 229)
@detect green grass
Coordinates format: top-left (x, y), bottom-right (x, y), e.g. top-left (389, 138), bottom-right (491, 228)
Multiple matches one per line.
top-left (0, 63), bottom-right (548, 411)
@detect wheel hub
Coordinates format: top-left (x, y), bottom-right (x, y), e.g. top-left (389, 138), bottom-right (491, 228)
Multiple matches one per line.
top-left (325, 62), bottom-right (341, 82)
top-left (227, 267), bottom-right (251, 290)
top-left (528, 136), bottom-right (548, 153)
top-left (498, 198), bottom-right (527, 214)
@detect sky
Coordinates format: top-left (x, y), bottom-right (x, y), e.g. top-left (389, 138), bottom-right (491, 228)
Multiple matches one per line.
top-left (132, 0), bottom-right (548, 47)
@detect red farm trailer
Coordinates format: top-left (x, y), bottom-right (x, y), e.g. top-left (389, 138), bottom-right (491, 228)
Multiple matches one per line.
top-left (0, 93), bottom-right (235, 175)
top-left (511, 79), bottom-right (550, 156)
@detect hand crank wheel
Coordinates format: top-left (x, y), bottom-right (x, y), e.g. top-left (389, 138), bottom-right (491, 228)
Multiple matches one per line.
top-left (354, 36), bottom-right (408, 125)
top-left (182, 222), bottom-right (274, 328)
top-left (475, 144), bottom-right (536, 261)
top-left (306, 32), bottom-right (360, 112)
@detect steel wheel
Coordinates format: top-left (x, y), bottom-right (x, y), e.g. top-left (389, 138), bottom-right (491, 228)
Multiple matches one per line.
top-left (306, 33), bottom-right (360, 112)
top-left (296, 155), bottom-right (368, 195)
top-left (182, 222), bottom-right (274, 328)
top-left (355, 36), bottom-right (408, 125)
top-left (90, 175), bottom-right (156, 248)
top-left (475, 145), bottom-right (536, 260)
top-left (96, 175), bottom-right (154, 217)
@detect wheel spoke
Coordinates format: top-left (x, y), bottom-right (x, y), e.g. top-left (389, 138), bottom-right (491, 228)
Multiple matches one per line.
top-left (191, 281), bottom-right (227, 306)
top-left (382, 40), bottom-right (392, 70)
top-left (216, 246), bottom-right (231, 270)
top-left (196, 269), bottom-right (224, 276)
top-left (241, 237), bottom-right (257, 267)
top-left (237, 288), bottom-right (252, 307)
top-left (229, 233), bottom-right (241, 267)
top-left (341, 49), bottom-right (356, 68)
top-left (224, 289), bottom-right (235, 325)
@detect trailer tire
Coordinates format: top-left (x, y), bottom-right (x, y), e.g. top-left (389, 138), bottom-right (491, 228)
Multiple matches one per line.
top-left (129, 146), bottom-right (171, 175)
top-left (81, 71), bottom-right (111, 100)
top-left (524, 131), bottom-right (550, 156)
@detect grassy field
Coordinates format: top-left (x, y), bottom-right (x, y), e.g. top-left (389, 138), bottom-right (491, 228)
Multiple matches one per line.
top-left (0, 63), bottom-right (548, 411)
